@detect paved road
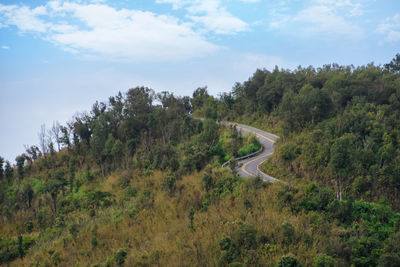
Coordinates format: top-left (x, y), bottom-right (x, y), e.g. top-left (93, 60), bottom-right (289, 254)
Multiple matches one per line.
top-left (225, 122), bottom-right (280, 182)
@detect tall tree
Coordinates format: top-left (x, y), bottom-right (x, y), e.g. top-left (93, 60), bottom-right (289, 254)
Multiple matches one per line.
top-left (60, 125), bottom-right (71, 151)
top-left (51, 121), bottom-right (62, 151)
top-left (38, 124), bottom-right (48, 156)
top-left (191, 86), bottom-right (209, 111)
top-left (0, 156), bottom-right (4, 180)
top-left (384, 53), bottom-right (400, 73)
top-left (15, 155), bottom-right (25, 181)
top-left (22, 183), bottom-right (34, 208)
top-left (330, 134), bottom-right (355, 200)
top-left (4, 161), bottom-right (13, 182)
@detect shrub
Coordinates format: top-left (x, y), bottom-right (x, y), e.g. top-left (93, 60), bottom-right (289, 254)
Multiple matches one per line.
top-left (235, 224), bottom-right (258, 250)
top-left (313, 254), bottom-right (335, 267)
top-left (114, 248), bottom-right (128, 266)
top-left (69, 223), bottom-right (79, 240)
top-left (277, 254), bottom-right (302, 267)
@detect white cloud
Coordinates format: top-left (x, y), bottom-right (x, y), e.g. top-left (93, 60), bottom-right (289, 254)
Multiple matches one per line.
top-left (188, 8), bottom-right (248, 34)
top-left (311, 0), bottom-right (363, 16)
top-left (294, 5), bottom-right (364, 39)
top-left (268, 0), bottom-right (366, 40)
top-left (2, 45), bottom-right (9, 49)
top-left (377, 14), bottom-right (400, 42)
top-left (156, 0), bottom-right (189, 10)
top-left (156, 0), bottom-right (250, 35)
top-left (0, 1), bottom-right (221, 62)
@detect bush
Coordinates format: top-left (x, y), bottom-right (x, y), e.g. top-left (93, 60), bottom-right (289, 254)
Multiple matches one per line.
top-left (114, 248), bottom-right (128, 266)
top-left (281, 222), bottom-right (295, 245)
top-left (277, 254), bottom-right (302, 267)
top-left (313, 254), bottom-right (335, 267)
top-left (235, 224), bottom-right (258, 250)
top-left (162, 172), bottom-right (176, 195)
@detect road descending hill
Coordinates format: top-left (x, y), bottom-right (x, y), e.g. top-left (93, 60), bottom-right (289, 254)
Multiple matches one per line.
top-left (224, 122), bottom-right (280, 182)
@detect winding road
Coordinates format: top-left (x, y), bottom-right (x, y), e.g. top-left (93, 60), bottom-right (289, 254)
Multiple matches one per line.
top-left (225, 122), bottom-right (280, 182)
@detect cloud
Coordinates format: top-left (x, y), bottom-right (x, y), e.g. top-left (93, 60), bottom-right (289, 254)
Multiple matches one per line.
top-left (311, 0), bottom-right (363, 16)
top-left (268, 0), bottom-right (366, 40)
top-left (377, 14), bottom-right (400, 42)
top-left (0, 1), bottom-right (221, 62)
top-left (156, 0), bottom-right (250, 35)
top-left (294, 4), bottom-right (364, 39)
top-left (2, 45), bottom-right (9, 49)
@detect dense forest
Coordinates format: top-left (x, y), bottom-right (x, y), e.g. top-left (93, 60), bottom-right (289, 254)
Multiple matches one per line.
top-left (0, 54), bottom-right (400, 266)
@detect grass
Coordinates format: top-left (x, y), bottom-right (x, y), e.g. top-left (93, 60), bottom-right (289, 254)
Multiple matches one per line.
top-left (2, 165), bottom-right (328, 266)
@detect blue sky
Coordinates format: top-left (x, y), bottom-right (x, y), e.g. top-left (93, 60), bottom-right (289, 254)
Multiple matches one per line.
top-left (0, 0), bottom-right (399, 162)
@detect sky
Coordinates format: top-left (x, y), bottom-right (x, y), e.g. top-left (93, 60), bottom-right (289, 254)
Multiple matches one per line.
top-left (0, 0), bottom-right (399, 162)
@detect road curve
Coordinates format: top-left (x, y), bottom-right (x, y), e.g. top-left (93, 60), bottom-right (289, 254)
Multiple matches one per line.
top-left (225, 122), bottom-right (280, 182)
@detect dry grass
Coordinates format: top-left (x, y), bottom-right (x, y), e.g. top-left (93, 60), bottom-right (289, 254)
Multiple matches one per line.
top-left (3, 167), bottom-right (327, 267)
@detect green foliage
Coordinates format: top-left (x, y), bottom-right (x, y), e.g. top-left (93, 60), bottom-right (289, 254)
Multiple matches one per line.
top-left (16, 155), bottom-right (25, 180)
top-left (22, 183), bottom-right (34, 208)
top-left (4, 161), bottom-right (13, 182)
top-left (0, 156), bottom-right (4, 180)
top-left (330, 134), bottom-right (355, 178)
top-left (2, 57), bottom-right (400, 266)
top-left (313, 254), bottom-right (334, 267)
top-left (237, 142), bottom-right (260, 157)
top-left (0, 235), bottom-right (35, 264)
top-left (188, 207), bottom-right (195, 230)
top-left (277, 254), bottom-right (302, 267)
top-left (279, 143), bottom-right (301, 163)
top-left (281, 222), bottom-right (295, 246)
top-left (69, 223), bottom-right (79, 240)
top-left (162, 172), bottom-right (177, 196)
top-left (114, 248), bottom-right (128, 266)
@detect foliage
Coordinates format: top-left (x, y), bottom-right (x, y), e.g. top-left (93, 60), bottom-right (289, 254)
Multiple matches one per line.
top-left (1, 56), bottom-right (400, 266)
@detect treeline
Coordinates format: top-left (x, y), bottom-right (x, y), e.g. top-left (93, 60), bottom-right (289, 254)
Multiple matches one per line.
top-left (0, 86), bottom-right (236, 262)
top-left (0, 86), bottom-right (236, 214)
top-left (194, 54), bottom-right (400, 209)
top-left (0, 55), bottom-right (399, 266)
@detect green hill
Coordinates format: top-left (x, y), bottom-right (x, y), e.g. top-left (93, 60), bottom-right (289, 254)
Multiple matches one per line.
top-left (1, 54), bottom-right (400, 266)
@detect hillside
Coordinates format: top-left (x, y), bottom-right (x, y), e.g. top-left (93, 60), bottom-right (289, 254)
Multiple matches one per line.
top-left (1, 55), bottom-right (400, 266)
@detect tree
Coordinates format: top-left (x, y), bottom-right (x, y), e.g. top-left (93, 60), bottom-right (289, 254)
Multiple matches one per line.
top-left (0, 156), bottom-right (4, 180)
top-left (90, 119), bottom-right (107, 176)
top-left (51, 121), bottom-right (62, 151)
top-left (38, 124), bottom-right (48, 156)
top-left (22, 183), bottom-right (34, 208)
top-left (200, 119), bottom-right (219, 147)
top-left (384, 53), bottom-right (400, 73)
top-left (15, 155), bottom-right (25, 181)
top-left (111, 139), bottom-right (124, 168)
top-left (378, 231), bottom-right (400, 267)
top-left (60, 125), bottom-right (71, 151)
top-left (103, 134), bottom-right (115, 170)
top-left (4, 161), bottom-right (13, 182)
top-left (277, 254), bottom-right (302, 267)
top-left (45, 179), bottom-right (61, 213)
top-left (191, 86), bottom-right (209, 111)
top-left (55, 169), bottom-right (67, 196)
top-left (313, 254), bottom-right (334, 267)
top-left (330, 134), bottom-right (355, 200)
top-left (24, 145), bottom-right (41, 162)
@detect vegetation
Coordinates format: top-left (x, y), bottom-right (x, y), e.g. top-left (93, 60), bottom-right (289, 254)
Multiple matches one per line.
top-left (0, 54), bottom-right (400, 266)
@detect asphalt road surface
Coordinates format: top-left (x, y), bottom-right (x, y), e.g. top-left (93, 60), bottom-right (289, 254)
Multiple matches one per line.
top-left (226, 122), bottom-right (280, 182)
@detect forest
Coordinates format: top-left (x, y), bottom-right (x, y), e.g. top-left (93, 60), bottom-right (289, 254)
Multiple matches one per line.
top-left (0, 54), bottom-right (400, 266)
